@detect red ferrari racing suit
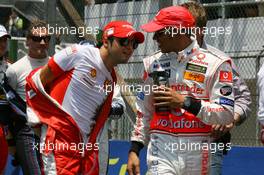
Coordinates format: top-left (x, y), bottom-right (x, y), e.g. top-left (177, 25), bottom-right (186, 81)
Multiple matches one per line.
top-left (131, 40), bottom-right (234, 175)
top-left (26, 45), bottom-right (116, 175)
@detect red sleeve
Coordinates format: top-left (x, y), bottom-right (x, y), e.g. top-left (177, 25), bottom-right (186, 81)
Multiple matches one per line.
top-left (48, 57), bottom-right (65, 77)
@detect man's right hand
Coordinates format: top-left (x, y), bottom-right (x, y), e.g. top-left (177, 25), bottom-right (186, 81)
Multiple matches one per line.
top-left (127, 151), bottom-right (140, 175)
top-left (211, 123), bottom-right (234, 140)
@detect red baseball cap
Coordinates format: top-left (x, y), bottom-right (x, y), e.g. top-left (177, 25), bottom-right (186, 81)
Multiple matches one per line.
top-left (103, 20), bottom-right (144, 43)
top-left (141, 6), bottom-right (195, 32)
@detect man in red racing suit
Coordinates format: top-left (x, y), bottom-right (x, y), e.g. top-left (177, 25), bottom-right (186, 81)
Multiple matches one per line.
top-left (26, 20), bottom-right (144, 175)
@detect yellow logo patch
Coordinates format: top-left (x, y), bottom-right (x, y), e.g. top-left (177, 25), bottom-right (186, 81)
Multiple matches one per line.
top-left (184, 71), bottom-right (205, 83)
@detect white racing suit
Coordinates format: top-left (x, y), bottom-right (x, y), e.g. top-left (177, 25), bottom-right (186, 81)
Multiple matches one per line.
top-left (131, 40), bottom-right (234, 175)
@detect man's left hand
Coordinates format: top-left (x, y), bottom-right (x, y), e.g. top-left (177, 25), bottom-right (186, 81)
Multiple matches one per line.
top-left (153, 86), bottom-right (184, 109)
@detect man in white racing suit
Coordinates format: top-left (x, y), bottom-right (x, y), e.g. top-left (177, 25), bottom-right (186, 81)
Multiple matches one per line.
top-left (127, 6), bottom-right (234, 175)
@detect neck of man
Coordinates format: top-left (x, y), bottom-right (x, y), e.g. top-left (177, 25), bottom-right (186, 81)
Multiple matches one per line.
top-left (28, 50), bottom-right (47, 59)
top-left (174, 36), bottom-right (193, 53)
top-left (197, 34), bottom-right (204, 48)
top-left (99, 46), bottom-right (115, 72)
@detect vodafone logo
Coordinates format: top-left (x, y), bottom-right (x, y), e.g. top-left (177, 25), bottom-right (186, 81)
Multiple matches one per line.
top-left (190, 54), bottom-right (208, 65)
top-left (219, 71), bottom-right (232, 82)
top-left (196, 53), bottom-right (205, 60)
top-left (223, 72), bottom-right (228, 78)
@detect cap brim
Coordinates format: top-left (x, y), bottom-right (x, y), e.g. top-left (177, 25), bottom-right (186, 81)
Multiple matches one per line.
top-left (141, 20), bottom-right (165, 32)
top-left (130, 31), bottom-right (145, 43)
top-left (0, 34), bottom-right (11, 39)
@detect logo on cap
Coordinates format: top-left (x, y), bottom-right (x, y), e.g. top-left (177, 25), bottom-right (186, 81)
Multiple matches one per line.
top-left (106, 28), bottom-right (114, 36)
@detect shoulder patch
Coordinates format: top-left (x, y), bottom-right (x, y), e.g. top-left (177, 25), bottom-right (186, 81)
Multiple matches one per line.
top-left (90, 68), bottom-right (97, 78)
top-left (219, 71), bottom-right (232, 83)
top-left (137, 92), bottom-right (145, 100)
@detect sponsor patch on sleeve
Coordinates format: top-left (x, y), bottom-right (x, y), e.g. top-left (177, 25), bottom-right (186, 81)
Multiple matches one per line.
top-left (220, 86), bottom-right (232, 96)
top-left (219, 97), bottom-right (234, 107)
top-left (90, 68), bottom-right (97, 78)
top-left (184, 71), bottom-right (205, 83)
top-left (137, 92), bottom-right (145, 100)
top-left (219, 71), bottom-right (232, 83)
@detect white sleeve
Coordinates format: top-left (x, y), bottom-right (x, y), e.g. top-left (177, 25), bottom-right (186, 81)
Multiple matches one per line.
top-left (196, 61), bottom-right (234, 125)
top-left (6, 66), bottom-right (18, 90)
top-left (232, 61), bottom-right (251, 125)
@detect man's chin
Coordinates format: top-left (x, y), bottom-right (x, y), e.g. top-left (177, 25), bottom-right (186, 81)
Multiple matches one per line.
top-left (121, 59), bottom-right (129, 64)
top-left (123, 54), bottom-right (131, 62)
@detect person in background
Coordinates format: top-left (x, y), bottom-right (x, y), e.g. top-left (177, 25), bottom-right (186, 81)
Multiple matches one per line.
top-left (5, 19), bottom-right (50, 175)
top-left (0, 24), bottom-right (11, 175)
top-left (7, 9), bottom-right (24, 37)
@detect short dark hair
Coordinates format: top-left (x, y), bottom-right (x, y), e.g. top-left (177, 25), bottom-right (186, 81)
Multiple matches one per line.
top-left (181, 1), bottom-right (207, 28)
top-left (26, 19), bottom-right (48, 37)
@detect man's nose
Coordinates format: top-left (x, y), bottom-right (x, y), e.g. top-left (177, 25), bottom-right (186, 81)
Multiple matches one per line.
top-left (153, 33), bottom-right (157, 41)
top-left (40, 39), bottom-right (46, 45)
